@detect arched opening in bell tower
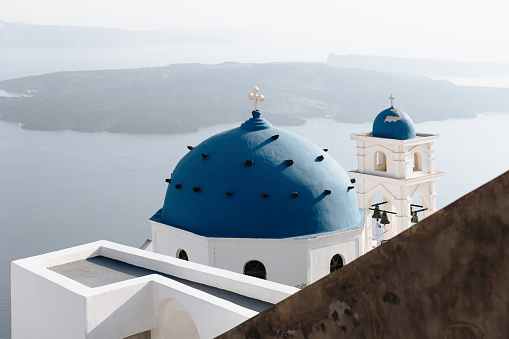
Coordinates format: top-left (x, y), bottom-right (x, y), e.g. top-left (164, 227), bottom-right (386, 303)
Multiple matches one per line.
top-left (410, 195), bottom-right (424, 225)
top-left (374, 151), bottom-right (387, 172)
top-left (413, 152), bottom-right (423, 172)
top-left (410, 187), bottom-right (432, 224)
top-left (368, 194), bottom-right (396, 248)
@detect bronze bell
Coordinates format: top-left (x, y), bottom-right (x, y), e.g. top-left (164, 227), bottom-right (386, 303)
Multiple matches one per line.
top-left (372, 205), bottom-right (382, 219)
top-left (380, 211), bottom-right (390, 225)
top-left (411, 211), bottom-right (419, 223)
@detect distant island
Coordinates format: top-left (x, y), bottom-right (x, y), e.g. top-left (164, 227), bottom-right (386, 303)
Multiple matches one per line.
top-left (0, 62), bottom-right (508, 134)
top-left (0, 20), bottom-right (255, 81)
top-left (0, 20), bottom-right (248, 48)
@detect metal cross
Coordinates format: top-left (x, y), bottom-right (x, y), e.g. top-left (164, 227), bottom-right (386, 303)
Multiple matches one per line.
top-left (248, 86), bottom-right (264, 111)
top-left (389, 94), bottom-right (395, 107)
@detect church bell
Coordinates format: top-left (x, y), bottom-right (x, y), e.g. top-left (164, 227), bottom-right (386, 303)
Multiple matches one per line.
top-left (411, 211), bottom-right (419, 223)
top-left (380, 211), bottom-right (390, 225)
top-left (372, 205), bottom-right (383, 219)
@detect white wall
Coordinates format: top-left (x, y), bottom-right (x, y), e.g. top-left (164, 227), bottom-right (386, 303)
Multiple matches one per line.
top-left (150, 276), bottom-right (256, 339)
top-left (85, 280), bottom-right (156, 339)
top-left (352, 133), bottom-right (440, 180)
top-left (151, 221), bottom-right (209, 265)
top-left (150, 220), bottom-right (364, 287)
top-left (308, 231), bottom-right (362, 283)
top-left (100, 241), bottom-right (298, 304)
top-left (211, 240), bottom-right (306, 286)
top-left (12, 241), bottom-right (298, 339)
top-left (362, 143), bottom-right (398, 177)
top-left (11, 263), bottom-right (87, 339)
top-left (85, 275), bottom-right (256, 339)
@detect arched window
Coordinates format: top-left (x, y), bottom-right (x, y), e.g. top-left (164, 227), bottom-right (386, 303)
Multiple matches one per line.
top-left (413, 152), bottom-right (422, 172)
top-left (243, 260), bottom-right (267, 280)
top-left (176, 249), bottom-right (188, 261)
top-left (374, 151), bottom-right (387, 171)
top-left (330, 254), bottom-right (344, 273)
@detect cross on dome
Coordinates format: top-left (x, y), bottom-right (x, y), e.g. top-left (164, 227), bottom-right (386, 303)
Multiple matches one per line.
top-left (248, 86), bottom-right (265, 111)
top-left (389, 94), bottom-right (395, 107)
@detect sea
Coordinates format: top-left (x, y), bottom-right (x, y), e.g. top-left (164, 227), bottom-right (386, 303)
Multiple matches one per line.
top-left (1, 112), bottom-right (509, 338)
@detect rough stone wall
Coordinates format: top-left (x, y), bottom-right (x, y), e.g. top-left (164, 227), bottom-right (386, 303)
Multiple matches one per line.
top-left (217, 170), bottom-right (509, 339)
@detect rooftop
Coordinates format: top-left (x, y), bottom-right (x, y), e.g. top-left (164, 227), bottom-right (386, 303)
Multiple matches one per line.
top-left (49, 256), bottom-right (272, 312)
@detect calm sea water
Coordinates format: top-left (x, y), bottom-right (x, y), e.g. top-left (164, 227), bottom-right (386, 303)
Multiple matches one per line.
top-left (428, 74), bottom-right (509, 88)
top-left (1, 114), bottom-right (509, 338)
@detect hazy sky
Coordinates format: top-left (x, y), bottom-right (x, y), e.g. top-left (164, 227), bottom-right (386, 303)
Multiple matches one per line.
top-left (2, 0), bottom-right (509, 63)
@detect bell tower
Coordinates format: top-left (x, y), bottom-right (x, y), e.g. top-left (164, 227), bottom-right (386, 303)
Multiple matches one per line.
top-left (349, 95), bottom-right (444, 252)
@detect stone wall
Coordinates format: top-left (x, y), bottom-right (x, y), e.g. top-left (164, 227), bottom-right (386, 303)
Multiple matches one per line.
top-left (217, 170), bottom-right (509, 339)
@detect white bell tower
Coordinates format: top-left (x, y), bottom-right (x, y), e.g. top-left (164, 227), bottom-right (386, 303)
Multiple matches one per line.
top-left (349, 95), bottom-right (444, 252)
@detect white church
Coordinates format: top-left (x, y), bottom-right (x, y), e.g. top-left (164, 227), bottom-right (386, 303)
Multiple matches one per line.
top-left (11, 88), bottom-right (443, 338)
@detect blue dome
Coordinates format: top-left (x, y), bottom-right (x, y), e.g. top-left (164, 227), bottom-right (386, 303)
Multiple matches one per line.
top-left (372, 107), bottom-right (416, 140)
top-left (151, 111), bottom-right (361, 239)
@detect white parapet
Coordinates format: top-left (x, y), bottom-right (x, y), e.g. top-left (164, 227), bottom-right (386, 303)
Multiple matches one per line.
top-left (12, 240), bottom-right (298, 339)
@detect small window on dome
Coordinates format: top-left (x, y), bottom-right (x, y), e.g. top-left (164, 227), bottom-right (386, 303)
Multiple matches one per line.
top-left (413, 152), bottom-right (422, 172)
top-left (330, 254), bottom-right (344, 273)
top-left (375, 151), bottom-right (387, 171)
top-left (176, 249), bottom-right (188, 261)
top-left (244, 260), bottom-right (267, 280)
